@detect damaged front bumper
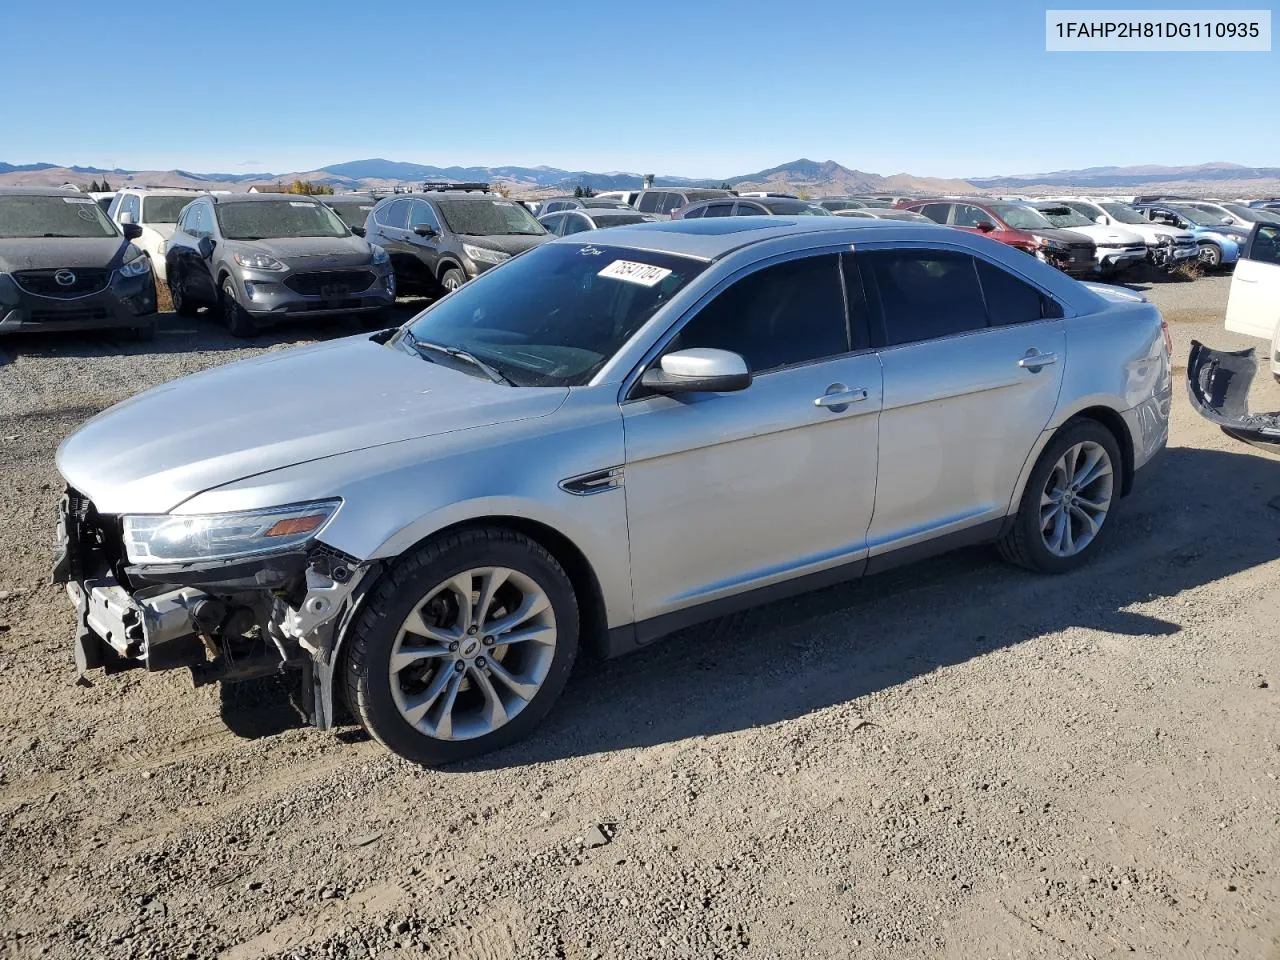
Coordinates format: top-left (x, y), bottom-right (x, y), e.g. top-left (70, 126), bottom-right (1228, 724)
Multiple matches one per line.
top-left (52, 490), bottom-right (375, 729)
top-left (1187, 339), bottom-right (1280, 453)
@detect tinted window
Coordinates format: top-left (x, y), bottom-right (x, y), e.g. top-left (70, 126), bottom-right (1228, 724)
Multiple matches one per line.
top-left (951, 204), bottom-right (990, 228)
top-left (1249, 225), bottom-right (1280, 265)
top-left (543, 200), bottom-right (569, 214)
top-left (976, 260), bottom-right (1059, 325)
top-left (681, 204), bottom-right (705, 219)
top-left (862, 250), bottom-right (988, 346)
top-left (377, 198), bottom-right (410, 229)
top-left (406, 243), bottom-right (705, 387)
top-left (539, 213), bottom-right (565, 236)
top-left (327, 200), bottom-right (375, 229)
top-left (636, 192), bottom-right (662, 214)
top-left (669, 255), bottom-right (850, 373)
top-left (561, 213), bottom-right (592, 235)
top-left (188, 203), bottom-right (212, 238)
top-left (703, 203), bottom-right (735, 218)
top-left (408, 200), bottom-right (441, 233)
top-left (657, 193), bottom-right (685, 215)
top-left (142, 195), bottom-right (192, 224)
top-left (917, 203), bottom-right (951, 224)
top-left (733, 202), bottom-right (767, 216)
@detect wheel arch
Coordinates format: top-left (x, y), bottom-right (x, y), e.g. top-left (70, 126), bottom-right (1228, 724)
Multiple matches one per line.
top-left (1009, 402), bottom-right (1136, 514)
top-left (436, 257), bottom-right (464, 281)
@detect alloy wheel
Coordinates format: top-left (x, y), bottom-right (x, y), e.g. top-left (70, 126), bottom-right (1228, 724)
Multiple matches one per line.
top-left (388, 567), bottom-right (557, 741)
top-left (1039, 440), bottom-right (1114, 558)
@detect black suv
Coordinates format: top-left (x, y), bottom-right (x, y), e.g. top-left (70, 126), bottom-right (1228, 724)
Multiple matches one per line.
top-left (364, 185), bottom-right (550, 294)
top-left (0, 187), bottom-right (157, 338)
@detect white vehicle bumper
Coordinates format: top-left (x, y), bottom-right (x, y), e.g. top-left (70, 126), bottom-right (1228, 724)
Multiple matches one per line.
top-left (1096, 245), bottom-right (1147, 270)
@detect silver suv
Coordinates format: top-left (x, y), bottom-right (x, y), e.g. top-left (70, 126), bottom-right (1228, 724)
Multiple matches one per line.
top-left (54, 218), bottom-right (1171, 765)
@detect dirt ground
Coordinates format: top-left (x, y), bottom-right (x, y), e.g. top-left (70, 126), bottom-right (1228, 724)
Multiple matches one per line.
top-left (0, 271), bottom-right (1276, 960)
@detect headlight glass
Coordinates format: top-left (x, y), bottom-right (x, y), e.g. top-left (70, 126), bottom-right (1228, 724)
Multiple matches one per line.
top-left (369, 243), bottom-right (390, 264)
top-left (118, 252), bottom-right (152, 278)
top-left (1154, 234), bottom-right (1173, 246)
top-left (462, 243), bottom-right (511, 265)
top-left (123, 500), bottom-right (341, 564)
top-left (234, 252), bottom-right (288, 271)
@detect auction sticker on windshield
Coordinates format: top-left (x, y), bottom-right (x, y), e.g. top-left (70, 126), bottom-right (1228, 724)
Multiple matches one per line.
top-left (598, 260), bottom-right (673, 287)
top-left (62, 197), bottom-right (96, 204)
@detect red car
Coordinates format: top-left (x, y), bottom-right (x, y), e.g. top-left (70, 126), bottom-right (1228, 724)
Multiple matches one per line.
top-left (899, 198), bottom-right (1098, 277)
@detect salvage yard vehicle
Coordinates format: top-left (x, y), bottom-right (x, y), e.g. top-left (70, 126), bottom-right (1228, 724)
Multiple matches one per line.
top-left (1183, 200), bottom-right (1280, 229)
top-left (1028, 201), bottom-right (1147, 276)
top-left (833, 208), bottom-right (935, 223)
top-left (534, 196), bottom-right (635, 215)
top-left (902, 198), bottom-right (1098, 277)
top-left (363, 186), bottom-right (551, 295)
top-left (0, 187), bottom-right (157, 337)
top-left (164, 193), bottom-right (396, 337)
top-left (673, 196), bottom-right (832, 218)
top-left (1052, 198), bottom-right (1198, 270)
top-left (109, 187), bottom-right (207, 282)
top-left (53, 217), bottom-right (1171, 765)
top-left (538, 208), bottom-right (658, 235)
top-left (633, 187), bottom-right (734, 219)
top-left (1132, 202), bottom-right (1250, 269)
top-left (1223, 223), bottom-right (1280, 379)
top-left (321, 192), bottom-right (381, 236)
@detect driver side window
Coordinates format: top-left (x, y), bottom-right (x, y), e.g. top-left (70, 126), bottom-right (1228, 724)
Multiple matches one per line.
top-left (665, 254), bottom-right (851, 375)
top-left (408, 200), bottom-right (441, 234)
top-left (1249, 225), bottom-right (1280, 265)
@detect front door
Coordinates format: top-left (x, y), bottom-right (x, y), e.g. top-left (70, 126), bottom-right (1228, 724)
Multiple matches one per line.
top-left (405, 199), bottom-right (444, 285)
top-left (1225, 224), bottom-right (1280, 340)
top-left (857, 247), bottom-right (1067, 556)
top-left (622, 252), bottom-right (883, 623)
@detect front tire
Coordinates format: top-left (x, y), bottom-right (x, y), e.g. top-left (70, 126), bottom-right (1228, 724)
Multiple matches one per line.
top-left (1198, 243), bottom-right (1222, 269)
top-left (169, 268), bottom-right (200, 317)
top-left (439, 267), bottom-right (466, 294)
top-left (997, 419), bottom-right (1122, 573)
top-left (220, 277), bottom-right (257, 337)
top-left (343, 528), bottom-right (579, 766)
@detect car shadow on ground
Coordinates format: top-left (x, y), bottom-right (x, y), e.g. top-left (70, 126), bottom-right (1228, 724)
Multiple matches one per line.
top-left (0, 299), bottom-right (429, 365)
top-left (215, 443), bottom-right (1280, 764)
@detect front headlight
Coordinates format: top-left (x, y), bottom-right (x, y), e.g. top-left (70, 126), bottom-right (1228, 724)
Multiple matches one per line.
top-left (118, 251), bottom-right (152, 278)
top-left (122, 500), bottom-right (341, 564)
top-left (463, 243), bottom-right (511, 265)
top-left (1153, 234), bottom-right (1173, 246)
top-left (234, 252), bottom-right (288, 271)
top-left (369, 243), bottom-right (390, 265)
top-left (1039, 238), bottom-right (1069, 252)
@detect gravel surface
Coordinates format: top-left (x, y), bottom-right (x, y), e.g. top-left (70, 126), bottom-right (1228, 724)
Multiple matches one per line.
top-left (1, 277), bottom-right (1277, 960)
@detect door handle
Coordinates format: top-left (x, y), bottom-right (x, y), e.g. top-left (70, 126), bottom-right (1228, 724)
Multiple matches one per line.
top-left (814, 386), bottom-right (870, 408)
top-left (1018, 350), bottom-right (1058, 371)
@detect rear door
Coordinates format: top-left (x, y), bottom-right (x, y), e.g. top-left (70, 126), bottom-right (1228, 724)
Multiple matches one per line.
top-left (857, 247), bottom-right (1066, 560)
top-left (375, 199), bottom-right (414, 283)
top-left (1225, 224), bottom-right (1280, 340)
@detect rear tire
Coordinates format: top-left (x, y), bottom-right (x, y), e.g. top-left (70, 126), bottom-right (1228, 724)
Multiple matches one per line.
top-left (997, 418), bottom-right (1122, 574)
top-left (342, 527), bottom-right (579, 766)
top-left (220, 277), bottom-right (257, 338)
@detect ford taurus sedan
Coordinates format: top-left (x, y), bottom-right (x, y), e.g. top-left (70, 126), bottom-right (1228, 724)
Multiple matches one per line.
top-left (54, 217), bottom-right (1172, 765)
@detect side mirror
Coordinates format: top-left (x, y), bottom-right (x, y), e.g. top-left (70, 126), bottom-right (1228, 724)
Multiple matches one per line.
top-left (119, 211), bottom-right (136, 225)
top-left (975, 221), bottom-right (996, 233)
top-left (413, 224), bottom-right (437, 238)
top-left (351, 225), bottom-right (366, 237)
top-left (1094, 214), bottom-right (1108, 225)
top-left (196, 236), bottom-right (215, 259)
top-left (121, 222), bottom-right (143, 241)
top-left (641, 348), bottom-right (751, 395)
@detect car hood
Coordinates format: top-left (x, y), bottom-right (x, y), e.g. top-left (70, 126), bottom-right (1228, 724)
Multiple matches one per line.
top-left (0, 236), bottom-right (127, 272)
top-left (458, 233), bottom-right (551, 256)
top-left (231, 234), bottom-right (376, 268)
top-left (1027, 227), bottom-right (1095, 246)
top-left (145, 223), bottom-right (177, 241)
top-left (1060, 223), bottom-right (1145, 245)
top-left (57, 334), bottom-right (569, 515)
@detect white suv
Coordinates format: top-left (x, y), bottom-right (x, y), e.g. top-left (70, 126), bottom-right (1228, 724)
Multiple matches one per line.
top-left (108, 188), bottom-right (206, 282)
top-left (1052, 198), bottom-right (1199, 270)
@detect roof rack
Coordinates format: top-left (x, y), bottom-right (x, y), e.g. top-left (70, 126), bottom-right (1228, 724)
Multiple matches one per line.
top-left (422, 181), bottom-right (490, 193)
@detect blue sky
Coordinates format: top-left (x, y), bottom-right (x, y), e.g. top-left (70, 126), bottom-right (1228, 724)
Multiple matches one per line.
top-left (2, 0), bottom-right (1275, 178)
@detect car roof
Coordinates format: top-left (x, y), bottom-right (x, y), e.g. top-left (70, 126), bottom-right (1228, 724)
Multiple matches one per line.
top-left (325, 193), bottom-right (378, 202)
top-left (555, 216), bottom-right (939, 260)
top-left (0, 186), bottom-right (83, 196)
top-left (211, 193), bottom-right (324, 204)
top-left (119, 187), bottom-right (206, 196)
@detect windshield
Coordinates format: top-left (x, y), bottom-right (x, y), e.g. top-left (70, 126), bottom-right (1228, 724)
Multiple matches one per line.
top-left (758, 199), bottom-right (832, 216)
top-left (1099, 202), bottom-right (1148, 225)
top-left (0, 194), bottom-right (118, 239)
top-left (404, 243), bottom-right (705, 387)
top-left (1034, 205), bottom-right (1093, 228)
top-left (1225, 203), bottom-right (1280, 224)
top-left (216, 200), bottom-right (349, 240)
top-left (326, 201), bottom-right (375, 229)
top-left (142, 195), bottom-right (194, 223)
top-left (438, 198), bottom-right (546, 236)
top-left (987, 203), bottom-right (1053, 230)
top-left (1168, 203), bottom-right (1231, 227)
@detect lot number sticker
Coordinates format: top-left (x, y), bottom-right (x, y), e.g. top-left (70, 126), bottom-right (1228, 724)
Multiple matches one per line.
top-left (598, 260), bottom-right (672, 287)
top-left (62, 197), bottom-right (96, 204)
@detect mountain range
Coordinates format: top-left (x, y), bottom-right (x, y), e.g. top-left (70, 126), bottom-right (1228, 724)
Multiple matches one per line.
top-left (1, 157), bottom-right (1277, 197)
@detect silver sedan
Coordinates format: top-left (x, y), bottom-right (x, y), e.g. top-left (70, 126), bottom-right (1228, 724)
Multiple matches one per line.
top-left (54, 217), bottom-right (1172, 764)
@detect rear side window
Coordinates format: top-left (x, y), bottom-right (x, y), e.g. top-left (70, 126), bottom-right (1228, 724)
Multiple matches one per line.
top-left (540, 213), bottom-right (565, 236)
top-left (732, 202), bottom-right (766, 216)
top-left (681, 204), bottom-right (705, 219)
top-left (636, 192), bottom-right (662, 214)
top-left (916, 203), bottom-right (950, 224)
top-left (669, 254), bottom-right (850, 373)
top-left (703, 202), bottom-right (734, 218)
top-left (657, 193), bottom-right (685, 215)
top-left (376, 199), bottom-right (409, 229)
top-left (861, 250), bottom-right (987, 346)
top-left (561, 214), bottom-right (592, 235)
top-left (976, 260), bottom-right (1062, 324)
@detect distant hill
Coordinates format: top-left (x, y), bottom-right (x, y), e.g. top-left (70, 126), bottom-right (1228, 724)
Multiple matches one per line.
top-left (971, 161), bottom-right (1280, 189)
top-left (728, 158), bottom-right (974, 196)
